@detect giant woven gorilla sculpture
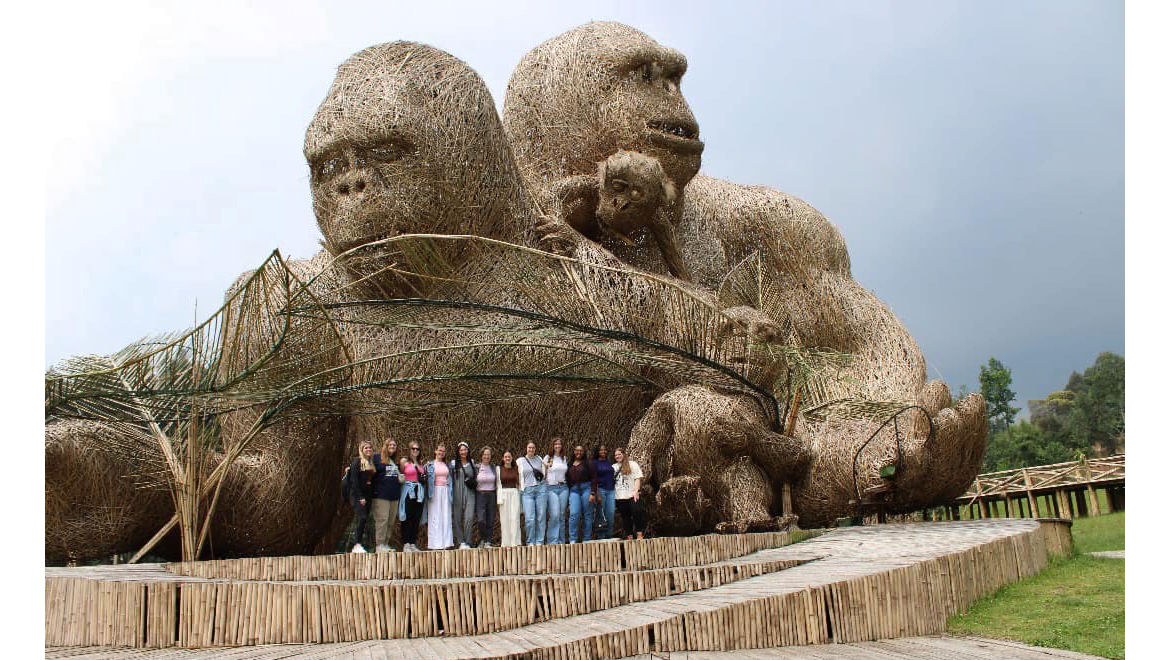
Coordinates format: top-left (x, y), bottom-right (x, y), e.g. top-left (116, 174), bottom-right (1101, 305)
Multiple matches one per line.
top-left (501, 22), bottom-right (988, 527)
top-left (46, 40), bottom-right (809, 561)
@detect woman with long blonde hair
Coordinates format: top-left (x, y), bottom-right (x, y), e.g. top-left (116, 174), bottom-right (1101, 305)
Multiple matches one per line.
top-left (345, 440), bottom-right (377, 553)
top-left (371, 438), bottom-right (401, 553)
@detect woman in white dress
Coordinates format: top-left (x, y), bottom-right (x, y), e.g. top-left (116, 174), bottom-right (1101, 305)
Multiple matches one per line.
top-left (424, 443), bottom-right (454, 550)
top-left (496, 450), bottom-right (523, 547)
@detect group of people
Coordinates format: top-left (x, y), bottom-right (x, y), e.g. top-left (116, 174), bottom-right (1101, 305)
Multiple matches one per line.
top-left (343, 437), bottom-right (648, 553)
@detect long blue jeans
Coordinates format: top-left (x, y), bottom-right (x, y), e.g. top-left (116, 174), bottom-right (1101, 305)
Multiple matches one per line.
top-left (567, 483), bottom-right (595, 543)
top-left (594, 488), bottom-right (616, 539)
top-left (521, 482), bottom-right (547, 545)
top-left (544, 483), bottom-right (569, 545)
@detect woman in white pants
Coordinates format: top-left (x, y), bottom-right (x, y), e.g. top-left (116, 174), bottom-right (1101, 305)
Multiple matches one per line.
top-left (423, 443), bottom-right (454, 550)
top-left (496, 449), bottom-right (523, 547)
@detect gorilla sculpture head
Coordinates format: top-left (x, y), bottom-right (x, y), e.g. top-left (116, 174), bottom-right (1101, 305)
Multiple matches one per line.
top-left (503, 22), bottom-right (703, 191)
top-left (306, 42), bottom-right (529, 293)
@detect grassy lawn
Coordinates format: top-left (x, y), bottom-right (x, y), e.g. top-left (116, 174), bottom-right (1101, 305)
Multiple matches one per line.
top-left (947, 512), bottom-right (1125, 659)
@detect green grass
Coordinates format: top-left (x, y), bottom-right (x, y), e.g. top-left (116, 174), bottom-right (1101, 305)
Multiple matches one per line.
top-left (946, 512), bottom-right (1125, 659)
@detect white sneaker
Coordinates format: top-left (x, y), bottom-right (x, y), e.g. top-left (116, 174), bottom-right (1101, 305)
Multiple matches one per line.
top-left (376, 544), bottom-right (390, 554)
top-left (405, 543), bottom-right (416, 553)
top-left (351, 544), bottom-right (367, 554)
top-left (459, 543), bottom-right (470, 549)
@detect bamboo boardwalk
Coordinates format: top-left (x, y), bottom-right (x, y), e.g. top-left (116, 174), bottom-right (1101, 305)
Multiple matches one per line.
top-left (45, 520), bottom-right (1073, 658)
top-left (45, 636), bottom-right (1108, 660)
top-left (945, 455), bottom-right (1124, 521)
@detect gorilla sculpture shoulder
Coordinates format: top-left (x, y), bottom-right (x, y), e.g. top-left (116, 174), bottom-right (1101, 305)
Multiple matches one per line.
top-left (502, 21), bottom-right (988, 526)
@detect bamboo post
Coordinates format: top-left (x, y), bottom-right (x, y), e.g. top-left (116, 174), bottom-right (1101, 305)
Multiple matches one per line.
top-left (1022, 468), bottom-right (1039, 517)
top-left (1081, 458), bottom-right (1100, 517)
top-left (1056, 489), bottom-right (1072, 519)
top-left (975, 478), bottom-right (989, 518)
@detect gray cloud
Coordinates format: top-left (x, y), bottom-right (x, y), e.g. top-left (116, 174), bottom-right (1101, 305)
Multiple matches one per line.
top-left (45, 0), bottom-right (1123, 411)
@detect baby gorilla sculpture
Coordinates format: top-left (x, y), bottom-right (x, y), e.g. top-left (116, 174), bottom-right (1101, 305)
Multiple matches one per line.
top-left (540, 150), bottom-right (692, 281)
top-left (502, 21), bottom-right (989, 527)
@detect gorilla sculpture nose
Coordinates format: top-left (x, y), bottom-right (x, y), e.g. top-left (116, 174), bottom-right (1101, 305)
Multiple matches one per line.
top-left (334, 173), bottom-right (368, 197)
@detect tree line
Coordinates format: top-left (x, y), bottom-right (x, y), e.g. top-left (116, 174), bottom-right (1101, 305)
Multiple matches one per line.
top-left (957, 352), bottom-right (1124, 473)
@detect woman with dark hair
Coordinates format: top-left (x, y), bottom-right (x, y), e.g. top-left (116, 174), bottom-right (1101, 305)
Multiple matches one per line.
top-left (613, 447), bottom-right (646, 540)
top-left (543, 437), bottom-right (570, 545)
top-left (346, 440), bottom-right (377, 553)
top-left (474, 446), bottom-right (498, 547)
top-left (371, 438), bottom-right (401, 553)
top-left (497, 449), bottom-right (522, 546)
top-left (424, 443), bottom-right (454, 550)
top-left (397, 441), bottom-right (426, 552)
top-left (451, 441), bottom-right (477, 549)
top-left (592, 444), bottom-right (616, 539)
top-left (566, 443), bottom-right (597, 543)
top-left (517, 441), bottom-right (547, 545)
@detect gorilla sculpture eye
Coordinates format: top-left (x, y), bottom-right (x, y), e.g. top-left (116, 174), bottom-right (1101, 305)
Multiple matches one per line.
top-left (316, 156), bottom-right (346, 181)
top-left (640, 62), bottom-right (654, 82)
top-left (610, 179), bottom-right (627, 192)
top-left (367, 139), bottom-right (413, 163)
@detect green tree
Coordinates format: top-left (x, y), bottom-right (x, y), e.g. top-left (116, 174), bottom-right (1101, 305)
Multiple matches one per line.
top-left (1066, 352), bottom-right (1125, 456)
top-left (979, 357), bottom-right (1020, 434)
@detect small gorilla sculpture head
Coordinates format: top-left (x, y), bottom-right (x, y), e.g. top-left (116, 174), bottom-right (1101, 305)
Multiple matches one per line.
top-left (305, 42), bottom-right (527, 292)
top-left (503, 22), bottom-right (703, 192)
top-left (596, 150), bottom-right (677, 241)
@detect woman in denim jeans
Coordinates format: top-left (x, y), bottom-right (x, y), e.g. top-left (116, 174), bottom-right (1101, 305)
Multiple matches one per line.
top-left (543, 437), bottom-right (570, 545)
top-left (565, 444), bottom-right (598, 543)
top-left (591, 444), bottom-right (616, 540)
top-left (517, 442), bottom-right (547, 545)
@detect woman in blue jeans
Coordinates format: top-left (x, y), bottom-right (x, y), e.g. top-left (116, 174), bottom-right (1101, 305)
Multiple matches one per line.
top-left (566, 444), bottom-right (598, 543)
top-left (517, 441), bottom-right (547, 545)
top-left (543, 437), bottom-right (570, 545)
top-left (591, 444), bottom-right (616, 539)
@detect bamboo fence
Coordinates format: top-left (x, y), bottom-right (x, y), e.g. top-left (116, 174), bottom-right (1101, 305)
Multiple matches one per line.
top-left (45, 522), bottom-right (1071, 653)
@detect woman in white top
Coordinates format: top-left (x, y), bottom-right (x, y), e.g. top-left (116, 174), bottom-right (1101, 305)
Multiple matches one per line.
top-left (543, 437), bottom-right (570, 545)
top-left (613, 447), bottom-right (646, 540)
top-left (517, 441), bottom-right (547, 545)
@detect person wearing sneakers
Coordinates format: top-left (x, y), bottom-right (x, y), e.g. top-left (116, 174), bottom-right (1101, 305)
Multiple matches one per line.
top-left (450, 441), bottom-right (478, 549)
top-left (613, 447), bottom-right (646, 540)
top-left (346, 440), bottom-right (377, 553)
top-left (497, 449), bottom-right (522, 547)
top-left (397, 442), bottom-right (426, 552)
top-left (371, 438), bottom-right (401, 553)
top-left (518, 441), bottom-right (547, 545)
top-left (474, 446), bottom-right (498, 548)
top-left (424, 443), bottom-right (455, 550)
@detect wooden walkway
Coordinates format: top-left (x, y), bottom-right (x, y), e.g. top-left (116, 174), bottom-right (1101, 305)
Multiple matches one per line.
top-left (944, 455), bottom-right (1124, 521)
top-left (46, 636), bottom-right (1108, 659)
top-left (45, 520), bottom-right (1073, 658)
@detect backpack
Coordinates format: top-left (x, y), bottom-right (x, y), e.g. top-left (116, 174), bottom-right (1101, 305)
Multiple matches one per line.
top-left (340, 466), bottom-right (351, 501)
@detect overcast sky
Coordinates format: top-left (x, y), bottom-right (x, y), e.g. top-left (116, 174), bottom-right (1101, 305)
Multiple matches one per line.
top-left (44, 0), bottom-right (1123, 412)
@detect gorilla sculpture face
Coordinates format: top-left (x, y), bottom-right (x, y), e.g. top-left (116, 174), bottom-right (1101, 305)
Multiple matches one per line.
top-left (305, 42), bottom-right (526, 292)
top-left (503, 22), bottom-right (703, 191)
top-left (596, 149), bottom-right (677, 240)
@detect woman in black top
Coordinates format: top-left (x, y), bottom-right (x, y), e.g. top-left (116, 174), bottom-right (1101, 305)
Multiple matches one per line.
top-left (566, 444), bottom-right (598, 543)
top-left (346, 440), bottom-right (377, 553)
